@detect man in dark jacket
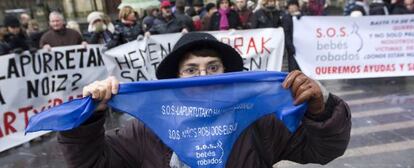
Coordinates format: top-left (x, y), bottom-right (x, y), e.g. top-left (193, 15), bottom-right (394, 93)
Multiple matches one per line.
top-left (149, 0), bottom-right (189, 34)
top-left (58, 32), bottom-right (351, 168)
top-left (251, 0), bottom-right (283, 28)
top-left (175, 0), bottom-right (195, 31)
top-left (2, 15), bottom-right (33, 54)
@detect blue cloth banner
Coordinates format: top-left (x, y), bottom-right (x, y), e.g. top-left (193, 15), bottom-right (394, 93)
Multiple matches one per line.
top-left (26, 71), bottom-right (307, 168)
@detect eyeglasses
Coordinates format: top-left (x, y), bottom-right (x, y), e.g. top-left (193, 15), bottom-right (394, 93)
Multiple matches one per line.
top-left (179, 63), bottom-right (224, 77)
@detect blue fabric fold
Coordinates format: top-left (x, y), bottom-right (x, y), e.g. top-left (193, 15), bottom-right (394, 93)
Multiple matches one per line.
top-left (26, 71), bottom-right (307, 168)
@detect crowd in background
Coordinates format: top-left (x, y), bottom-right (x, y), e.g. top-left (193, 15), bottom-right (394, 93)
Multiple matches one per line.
top-left (0, 0), bottom-right (413, 60)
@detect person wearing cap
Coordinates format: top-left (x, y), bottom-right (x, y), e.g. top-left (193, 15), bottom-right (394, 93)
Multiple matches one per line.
top-left (208, 0), bottom-right (242, 30)
top-left (58, 32), bottom-right (351, 167)
top-left (148, 0), bottom-right (191, 35)
top-left (105, 6), bottom-right (144, 49)
top-left (2, 15), bottom-right (34, 54)
top-left (84, 11), bottom-right (115, 44)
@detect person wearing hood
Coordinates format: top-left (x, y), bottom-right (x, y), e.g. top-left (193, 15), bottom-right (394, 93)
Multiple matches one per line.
top-left (2, 15), bottom-right (34, 54)
top-left (40, 11), bottom-right (85, 50)
top-left (85, 11), bottom-right (114, 44)
top-left (106, 6), bottom-right (144, 49)
top-left (57, 32), bottom-right (351, 167)
top-left (208, 0), bottom-right (242, 30)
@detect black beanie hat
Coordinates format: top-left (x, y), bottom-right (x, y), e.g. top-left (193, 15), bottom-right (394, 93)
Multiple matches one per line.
top-left (205, 3), bottom-right (216, 12)
top-left (4, 15), bottom-right (20, 27)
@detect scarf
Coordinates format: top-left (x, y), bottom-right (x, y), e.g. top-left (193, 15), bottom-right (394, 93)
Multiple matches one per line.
top-left (26, 71), bottom-right (307, 168)
top-left (218, 8), bottom-right (230, 30)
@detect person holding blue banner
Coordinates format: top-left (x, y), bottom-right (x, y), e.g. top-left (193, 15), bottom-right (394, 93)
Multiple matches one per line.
top-left (56, 32), bottom-right (351, 167)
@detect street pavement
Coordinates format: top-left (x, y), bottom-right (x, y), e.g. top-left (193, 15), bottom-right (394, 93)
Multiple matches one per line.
top-left (276, 77), bottom-right (414, 168)
top-left (1, 76), bottom-right (414, 168)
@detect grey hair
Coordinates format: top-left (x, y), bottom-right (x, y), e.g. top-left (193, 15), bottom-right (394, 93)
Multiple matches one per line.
top-left (49, 11), bottom-right (65, 21)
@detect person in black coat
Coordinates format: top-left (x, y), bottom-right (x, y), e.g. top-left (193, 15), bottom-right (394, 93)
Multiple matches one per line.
top-left (251, 0), bottom-right (283, 28)
top-left (282, 0), bottom-right (302, 71)
top-left (148, 0), bottom-right (189, 35)
top-left (208, 0), bottom-right (242, 30)
top-left (2, 15), bottom-right (34, 54)
top-left (391, 0), bottom-right (414, 14)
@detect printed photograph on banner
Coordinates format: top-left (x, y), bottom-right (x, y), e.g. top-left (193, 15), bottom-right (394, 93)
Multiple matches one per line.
top-left (294, 15), bottom-right (414, 80)
top-left (104, 28), bottom-right (285, 82)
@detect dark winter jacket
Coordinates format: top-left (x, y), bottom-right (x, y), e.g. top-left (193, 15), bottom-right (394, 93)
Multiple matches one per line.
top-left (28, 31), bottom-right (45, 49)
top-left (208, 10), bottom-right (242, 30)
top-left (106, 22), bottom-right (143, 49)
top-left (175, 11), bottom-right (195, 31)
top-left (58, 94), bottom-right (351, 168)
top-left (0, 41), bottom-right (11, 55)
top-left (369, 2), bottom-right (390, 15)
top-left (4, 31), bottom-right (30, 53)
top-left (85, 30), bottom-right (113, 44)
top-left (149, 16), bottom-right (187, 34)
top-left (281, 13), bottom-right (301, 71)
top-left (391, 4), bottom-right (414, 14)
top-left (251, 8), bottom-right (283, 28)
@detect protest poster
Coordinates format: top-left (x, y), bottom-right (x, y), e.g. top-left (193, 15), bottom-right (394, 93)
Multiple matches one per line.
top-left (104, 28), bottom-right (285, 81)
top-left (294, 15), bottom-right (414, 80)
top-left (0, 45), bottom-right (108, 152)
top-left (0, 28), bottom-right (285, 152)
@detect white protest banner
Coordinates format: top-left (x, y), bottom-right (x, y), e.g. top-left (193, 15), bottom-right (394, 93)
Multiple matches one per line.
top-left (0, 28), bottom-right (284, 153)
top-left (0, 45), bottom-right (108, 152)
top-left (104, 28), bottom-right (285, 81)
top-left (293, 15), bottom-right (414, 80)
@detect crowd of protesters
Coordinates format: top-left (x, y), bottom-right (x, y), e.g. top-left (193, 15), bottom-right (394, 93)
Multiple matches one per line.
top-left (0, 0), bottom-right (413, 56)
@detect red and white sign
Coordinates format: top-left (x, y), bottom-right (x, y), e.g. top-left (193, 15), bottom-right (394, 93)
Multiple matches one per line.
top-left (294, 15), bottom-right (414, 80)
